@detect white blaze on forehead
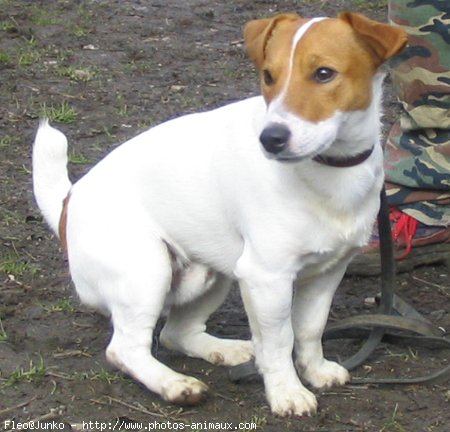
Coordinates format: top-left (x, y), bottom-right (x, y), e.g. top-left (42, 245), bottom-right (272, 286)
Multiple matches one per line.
top-left (266, 17), bottom-right (328, 118)
top-left (291, 17), bottom-right (328, 56)
top-left (285, 17), bottom-right (328, 93)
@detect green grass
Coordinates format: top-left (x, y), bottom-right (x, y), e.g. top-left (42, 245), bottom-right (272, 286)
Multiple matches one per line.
top-left (0, 318), bottom-right (7, 342)
top-left (30, 5), bottom-right (59, 26)
top-left (51, 367), bottom-right (124, 384)
top-left (223, 67), bottom-right (242, 80)
top-left (0, 35), bottom-right (42, 67)
top-left (116, 103), bottom-right (129, 117)
top-left (0, 50), bottom-right (10, 63)
top-left (40, 101), bottom-right (77, 123)
top-left (76, 4), bottom-right (93, 21)
top-left (69, 149), bottom-right (90, 165)
top-left (0, 253), bottom-right (38, 278)
top-left (4, 358), bottom-right (47, 386)
top-left (18, 50), bottom-right (40, 66)
top-left (250, 414), bottom-right (267, 429)
top-left (41, 298), bottom-right (75, 313)
top-left (0, 18), bottom-right (18, 33)
top-left (23, 32), bottom-right (37, 45)
top-left (75, 368), bottom-right (123, 384)
top-left (1, 208), bottom-right (23, 226)
top-left (384, 347), bottom-right (419, 362)
top-left (56, 65), bottom-right (97, 82)
top-left (137, 119), bottom-right (155, 131)
top-left (89, 368), bottom-right (123, 384)
top-left (18, 164), bottom-right (31, 175)
top-left (0, 135), bottom-right (15, 148)
top-left (115, 94), bottom-right (130, 117)
top-left (101, 126), bottom-right (116, 140)
top-left (380, 404), bottom-right (405, 432)
top-left (71, 24), bottom-right (91, 38)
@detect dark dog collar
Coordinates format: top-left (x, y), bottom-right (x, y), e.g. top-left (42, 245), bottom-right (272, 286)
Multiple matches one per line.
top-left (313, 146), bottom-right (374, 168)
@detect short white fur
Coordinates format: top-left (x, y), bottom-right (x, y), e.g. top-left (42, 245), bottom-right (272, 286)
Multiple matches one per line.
top-left (33, 16), bottom-right (388, 417)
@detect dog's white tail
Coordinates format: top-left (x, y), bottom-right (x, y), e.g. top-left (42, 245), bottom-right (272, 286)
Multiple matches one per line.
top-left (32, 119), bottom-right (72, 235)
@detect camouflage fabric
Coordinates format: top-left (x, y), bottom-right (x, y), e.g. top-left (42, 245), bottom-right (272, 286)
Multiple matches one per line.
top-left (385, 0), bottom-right (450, 226)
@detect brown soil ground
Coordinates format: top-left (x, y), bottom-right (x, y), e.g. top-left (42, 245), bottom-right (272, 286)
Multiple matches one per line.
top-left (0, 1), bottom-right (449, 431)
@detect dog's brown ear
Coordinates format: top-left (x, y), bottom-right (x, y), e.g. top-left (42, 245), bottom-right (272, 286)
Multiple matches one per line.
top-left (339, 12), bottom-right (407, 66)
top-left (244, 13), bottom-right (299, 69)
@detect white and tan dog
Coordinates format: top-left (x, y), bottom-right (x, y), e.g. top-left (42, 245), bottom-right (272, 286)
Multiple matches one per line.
top-left (33, 12), bottom-right (406, 416)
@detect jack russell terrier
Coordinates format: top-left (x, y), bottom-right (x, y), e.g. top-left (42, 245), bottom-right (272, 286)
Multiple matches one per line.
top-left (33, 12), bottom-right (406, 417)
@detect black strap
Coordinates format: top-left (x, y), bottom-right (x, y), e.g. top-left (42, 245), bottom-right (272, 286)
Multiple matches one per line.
top-left (313, 146), bottom-right (374, 168)
top-left (333, 186), bottom-right (449, 385)
top-left (337, 186), bottom-right (395, 370)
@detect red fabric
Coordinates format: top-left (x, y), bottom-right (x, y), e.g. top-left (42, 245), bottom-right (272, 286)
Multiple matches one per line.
top-left (390, 207), bottom-right (418, 260)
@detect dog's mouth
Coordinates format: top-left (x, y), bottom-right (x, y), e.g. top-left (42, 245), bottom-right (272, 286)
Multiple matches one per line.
top-left (274, 155), bottom-right (309, 163)
top-left (259, 122), bottom-right (338, 164)
top-left (263, 149), bottom-right (319, 164)
top-left (262, 143), bottom-right (330, 164)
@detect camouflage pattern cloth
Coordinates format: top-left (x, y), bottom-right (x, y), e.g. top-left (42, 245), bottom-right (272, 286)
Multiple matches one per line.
top-left (385, 0), bottom-right (450, 226)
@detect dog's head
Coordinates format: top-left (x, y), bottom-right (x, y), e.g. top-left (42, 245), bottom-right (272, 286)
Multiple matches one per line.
top-left (244, 12), bottom-right (407, 162)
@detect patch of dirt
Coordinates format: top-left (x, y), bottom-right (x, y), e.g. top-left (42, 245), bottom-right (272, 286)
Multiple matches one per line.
top-left (0, 1), bottom-right (449, 431)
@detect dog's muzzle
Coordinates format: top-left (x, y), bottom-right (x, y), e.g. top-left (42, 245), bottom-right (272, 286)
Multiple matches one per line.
top-left (259, 123), bottom-right (291, 155)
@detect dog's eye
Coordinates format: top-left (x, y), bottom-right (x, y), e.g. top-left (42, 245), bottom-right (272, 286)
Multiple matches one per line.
top-left (262, 69), bottom-right (275, 86)
top-left (313, 67), bottom-right (336, 83)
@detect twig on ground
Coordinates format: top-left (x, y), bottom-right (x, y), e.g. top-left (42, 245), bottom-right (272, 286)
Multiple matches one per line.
top-left (91, 395), bottom-right (195, 421)
top-left (412, 276), bottom-right (449, 297)
top-left (52, 349), bottom-right (92, 359)
top-left (91, 396), bottom-right (167, 418)
top-left (3, 406), bottom-right (65, 432)
top-left (0, 395), bottom-right (37, 416)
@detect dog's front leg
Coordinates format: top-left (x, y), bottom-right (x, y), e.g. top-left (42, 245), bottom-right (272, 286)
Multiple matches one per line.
top-left (293, 262), bottom-right (351, 389)
top-left (237, 261), bottom-right (317, 417)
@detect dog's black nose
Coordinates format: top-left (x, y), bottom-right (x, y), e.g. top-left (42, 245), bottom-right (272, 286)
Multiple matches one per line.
top-left (259, 124), bottom-right (291, 154)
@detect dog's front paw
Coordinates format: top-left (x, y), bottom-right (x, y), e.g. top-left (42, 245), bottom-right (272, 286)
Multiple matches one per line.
top-left (266, 384), bottom-right (317, 417)
top-left (161, 376), bottom-right (208, 406)
top-left (300, 359), bottom-right (350, 389)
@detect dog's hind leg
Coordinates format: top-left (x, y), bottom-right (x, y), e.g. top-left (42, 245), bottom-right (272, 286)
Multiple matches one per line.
top-left (102, 239), bottom-right (208, 405)
top-left (160, 273), bottom-right (254, 366)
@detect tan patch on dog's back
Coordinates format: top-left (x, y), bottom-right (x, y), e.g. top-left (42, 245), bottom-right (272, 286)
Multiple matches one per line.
top-left (59, 192), bottom-right (71, 257)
